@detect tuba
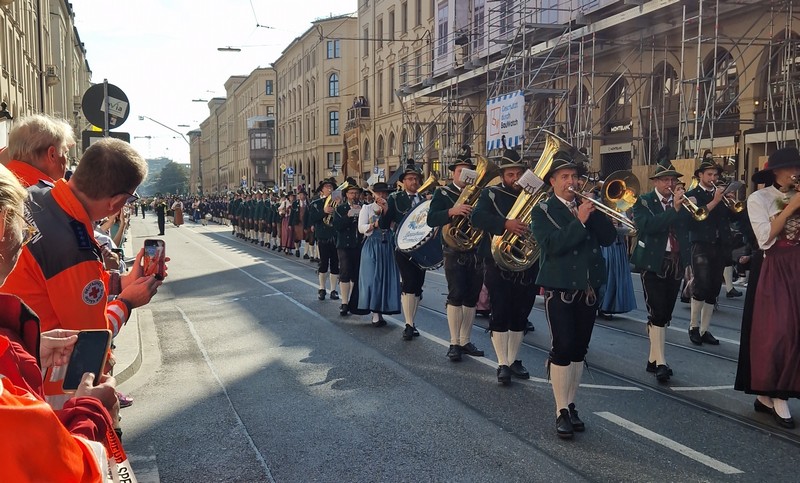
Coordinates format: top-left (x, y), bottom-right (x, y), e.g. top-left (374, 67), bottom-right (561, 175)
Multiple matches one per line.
top-left (323, 180), bottom-right (351, 225)
top-left (417, 172), bottom-right (441, 195)
top-left (491, 130), bottom-right (585, 271)
top-left (443, 155), bottom-right (501, 251)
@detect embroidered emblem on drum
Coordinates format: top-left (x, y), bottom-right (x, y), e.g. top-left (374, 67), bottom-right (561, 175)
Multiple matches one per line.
top-left (82, 279), bottom-right (105, 305)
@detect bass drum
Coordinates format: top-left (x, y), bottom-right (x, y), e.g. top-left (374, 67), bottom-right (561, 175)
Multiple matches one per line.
top-left (394, 199), bottom-right (443, 270)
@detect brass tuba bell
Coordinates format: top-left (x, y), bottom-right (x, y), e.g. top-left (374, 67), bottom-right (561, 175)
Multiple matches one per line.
top-left (443, 155), bottom-right (501, 251)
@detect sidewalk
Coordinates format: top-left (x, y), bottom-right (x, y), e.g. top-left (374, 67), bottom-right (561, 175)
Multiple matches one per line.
top-left (112, 219), bottom-right (143, 384)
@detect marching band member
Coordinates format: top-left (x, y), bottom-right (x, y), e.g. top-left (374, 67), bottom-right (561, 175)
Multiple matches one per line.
top-left (685, 158), bottom-right (733, 345)
top-left (630, 159), bottom-right (691, 383)
top-left (736, 147), bottom-right (800, 429)
top-left (333, 180), bottom-right (363, 316)
top-left (229, 193), bottom-right (241, 236)
top-left (471, 147), bottom-right (537, 382)
top-left (531, 156), bottom-right (616, 439)
top-left (259, 191), bottom-right (271, 247)
top-left (307, 179), bottom-right (340, 301)
top-left (270, 194), bottom-right (281, 250)
top-left (427, 147), bottom-right (485, 362)
top-left (289, 190), bottom-right (309, 257)
top-left (279, 192), bottom-right (294, 254)
top-left (382, 161), bottom-right (425, 340)
top-left (357, 182), bottom-right (401, 325)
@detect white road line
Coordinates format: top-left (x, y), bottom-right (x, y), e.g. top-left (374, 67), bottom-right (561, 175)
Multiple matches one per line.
top-left (594, 412), bottom-right (743, 475)
top-left (670, 385), bottom-right (735, 392)
top-left (176, 305), bottom-right (276, 483)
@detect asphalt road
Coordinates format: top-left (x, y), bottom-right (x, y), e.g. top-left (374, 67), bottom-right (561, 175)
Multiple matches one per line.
top-left (118, 217), bottom-right (799, 482)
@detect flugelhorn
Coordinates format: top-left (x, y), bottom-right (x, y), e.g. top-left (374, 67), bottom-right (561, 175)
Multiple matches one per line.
top-left (668, 177), bottom-right (707, 221)
top-left (568, 170), bottom-right (638, 234)
top-left (716, 179), bottom-right (745, 213)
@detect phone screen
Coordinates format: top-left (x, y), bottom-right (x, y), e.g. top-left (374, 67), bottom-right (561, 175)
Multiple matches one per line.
top-left (62, 330), bottom-right (112, 391)
top-left (143, 239), bottom-right (166, 280)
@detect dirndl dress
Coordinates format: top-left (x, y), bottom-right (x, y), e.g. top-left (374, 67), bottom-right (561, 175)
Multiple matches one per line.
top-left (281, 215), bottom-right (293, 249)
top-left (357, 228), bottom-right (401, 314)
top-left (599, 234), bottom-right (637, 314)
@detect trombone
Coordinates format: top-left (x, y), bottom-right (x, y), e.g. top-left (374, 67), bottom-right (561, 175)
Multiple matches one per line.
top-left (668, 177), bottom-right (707, 221)
top-left (568, 170), bottom-right (638, 234)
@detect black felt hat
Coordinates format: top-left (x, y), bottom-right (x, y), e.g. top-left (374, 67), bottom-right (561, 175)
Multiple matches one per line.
top-left (449, 145), bottom-right (477, 171)
top-left (694, 159), bottom-right (723, 177)
top-left (399, 159), bottom-right (423, 181)
top-left (752, 147), bottom-right (800, 184)
top-left (342, 176), bottom-right (362, 192)
top-left (650, 152), bottom-right (683, 179)
top-left (496, 137), bottom-right (528, 170)
top-left (369, 182), bottom-right (393, 193)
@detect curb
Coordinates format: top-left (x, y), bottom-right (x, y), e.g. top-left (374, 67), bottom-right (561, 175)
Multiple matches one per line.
top-left (114, 308), bottom-right (143, 385)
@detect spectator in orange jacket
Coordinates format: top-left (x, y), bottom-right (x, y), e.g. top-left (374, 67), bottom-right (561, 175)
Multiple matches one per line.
top-left (0, 162), bottom-right (116, 481)
top-left (4, 114), bottom-right (76, 187)
top-left (1, 138), bottom-right (163, 406)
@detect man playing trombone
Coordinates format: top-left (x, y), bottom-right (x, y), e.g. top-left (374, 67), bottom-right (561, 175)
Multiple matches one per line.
top-left (630, 158), bottom-right (691, 383)
top-left (531, 155), bottom-right (616, 439)
top-left (685, 158), bottom-right (736, 345)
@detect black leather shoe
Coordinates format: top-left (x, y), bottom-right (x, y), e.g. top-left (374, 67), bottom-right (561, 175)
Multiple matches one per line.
top-left (497, 365), bottom-right (512, 384)
top-left (460, 342), bottom-right (484, 357)
top-left (568, 403), bottom-right (585, 432)
top-left (754, 399), bottom-right (773, 414)
top-left (446, 345), bottom-right (462, 362)
top-left (556, 409), bottom-right (574, 439)
top-left (509, 360), bottom-right (530, 379)
top-left (476, 309), bottom-right (491, 317)
top-left (655, 364), bottom-right (672, 383)
top-left (318, 289), bottom-right (326, 301)
top-left (688, 328), bottom-right (702, 345)
top-left (597, 310), bottom-right (614, 320)
top-left (412, 326), bottom-right (420, 337)
top-left (646, 361), bottom-right (674, 376)
top-left (726, 288), bottom-right (743, 298)
top-left (402, 324), bottom-right (414, 341)
top-left (329, 291), bottom-right (339, 300)
top-left (701, 331), bottom-right (720, 345)
top-left (339, 304), bottom-right (349, 316)
top-left (295, 250), bottom-right (300, 257)
top-left (773, 411), bottom-right (796, 429)
top-left (372, 317), bottom-right (387, 328)
top-left (303, 254), bottom-right (310, 259)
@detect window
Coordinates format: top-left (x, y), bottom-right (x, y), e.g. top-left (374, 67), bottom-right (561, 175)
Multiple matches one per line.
top-left (329, 111), bottom-right (339, 135)
top-left (377, 135), bottom-right (385, 163)
top-left (328, 73), bottom-right (340, 97)
top-left (363, 139), bottom-right (371, 161)
top-left (400, 62), bottom-right (408, 85)
top-left (389, 67), bottom-right (395, 103)
top-left (389, 11), bottom-right (395, 42)
top-left (415, 52), bottom-right (422, 81)
top-left (473, 0), bottom-right (485, 53)
top-left (363, 77), bottom-right (368, 98)
top-left (401, 2), bottom-right (408, 34)
top-left (377, 72), bottom-right (383, 107)
top-left (265, 80), bottom-right (273, 95)
top-left (327, 152), bottom-right (341, 169)
top-left (415, 0), bottom-right (422, 27)
top-left (389, 132), bottom-right (396, 156)
top-left (326, 40), bottom-right (340, 59)
top-left (377, 19), bottom-right (383, 49)
top-left (363, 26), bottom-right (369, 53)
top-left (437, 2), bottom-right (448, 58)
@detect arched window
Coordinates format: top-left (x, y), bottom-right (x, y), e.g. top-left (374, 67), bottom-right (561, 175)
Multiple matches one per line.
top-left (363, 138), bottom-right (372, 161)
top-left (388, 131), bottom-right (396, 156)
top-left (377, 135), bottom-right (385, 164)
top-left (414, 125), bottom-right (423, 156)
top-left (604, 77), bottom-right (632, 133)
top-left (329, 73), bottom-right (340, 97)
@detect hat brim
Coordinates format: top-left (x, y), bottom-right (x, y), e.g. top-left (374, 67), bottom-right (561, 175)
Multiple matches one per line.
top-left (498, 162), bottom-right (528, 170)
top-left (545, 161), bottom-right (583, 181)
top-left (399, 171), bottom-right (423, 181)
top-left (649, 169), bottom-right (684, 180)
top-left (448, 161), bottom-right (476, 171)
top-left (694, 165), bottom-right (723, 177)
top-left (752, 169), bottom-right (775, 184)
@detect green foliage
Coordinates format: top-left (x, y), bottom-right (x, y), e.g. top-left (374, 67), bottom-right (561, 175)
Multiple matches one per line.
top-left (155, 162), bottom-right (189, 195)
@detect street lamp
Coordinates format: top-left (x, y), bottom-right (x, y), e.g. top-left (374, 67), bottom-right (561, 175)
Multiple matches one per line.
top-left (217, 46), bottom-right (242, 52)
top-left (138, 115), bottom-right (189, 145)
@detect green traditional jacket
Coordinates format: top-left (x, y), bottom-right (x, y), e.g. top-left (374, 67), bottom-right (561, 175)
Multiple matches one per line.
top-left (333, 202), bottom-right (362, 248)
top-left (289, 200), bottom-right (306, 226)
top-left (383, 190), bottom-right (423, 226)
top-left (427, 183), bottom-right (460, 228)
top-left (630, 190), bottom-right (691, 274)
top-left (254, 199), bottom-right (265, 221)
top-left (530, 195), bottom-right (617, 290)
top-left (470, 184), bottom-right (519, 258)
top-left (260, 200), bottom-right (272, 223)
top-left (308, 197), bottom-right (336, 242)
top-left (229, 198), bottom-right (241, 217)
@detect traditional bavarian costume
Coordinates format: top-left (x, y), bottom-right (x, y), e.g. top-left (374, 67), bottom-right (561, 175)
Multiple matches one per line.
top-left (307, 179), bottom-right (340, 300)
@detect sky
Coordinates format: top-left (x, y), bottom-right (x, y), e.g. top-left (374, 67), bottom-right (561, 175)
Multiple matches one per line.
top-left (70, 0), bottom-right (357, 165)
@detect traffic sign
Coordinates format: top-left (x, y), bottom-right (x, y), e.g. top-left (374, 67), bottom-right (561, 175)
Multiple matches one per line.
top-left (286, 167), bottom-right (295, 175)
top-left (280, 163), bottom-right (287, 170)
top-left (81, 82), bottom-right (130, 129)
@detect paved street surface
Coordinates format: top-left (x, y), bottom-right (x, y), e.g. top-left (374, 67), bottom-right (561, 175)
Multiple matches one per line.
top-left (118, 216), bottom-right (799, 482)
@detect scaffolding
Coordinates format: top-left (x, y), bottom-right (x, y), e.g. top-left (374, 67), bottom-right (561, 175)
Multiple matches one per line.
top-left (398, 0), bottom-right (798, 181)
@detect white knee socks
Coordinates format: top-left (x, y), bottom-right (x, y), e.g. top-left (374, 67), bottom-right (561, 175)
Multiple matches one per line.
top-left (723, 266), bottom-right (734, 291)
top-left (689, 298), bottom-right (704, 329)
top-left (491, 331), bottom-right (510, 367)
top-left (649, 325), bottom-right (667, 365)
top-left (550, 364), bottom-right (571, 415)
top-left (329, 274), bottom-right (339, 293)
top-left (401, 293), bottom-right (418, 326)
top-left (318, 272), bottom-right (327, 290)
top-left (507, 331), bottom-right (524, 364)
top-left (700, 302), bottom-right (714, 334)
top-left (446, 304), bottom-right (462, 345)
top-left (459, 306), bottom-right (476, 346)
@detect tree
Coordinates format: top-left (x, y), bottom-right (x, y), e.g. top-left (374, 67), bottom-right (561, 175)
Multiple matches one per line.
top-left (155, 162), bottom-right (189, 195)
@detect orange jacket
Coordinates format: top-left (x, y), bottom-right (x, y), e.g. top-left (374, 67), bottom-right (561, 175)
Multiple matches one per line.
top-left (6, 159), bottom-right (55, 187)
top-left (0, 180), bottom-right (129, 336)
top-left (0, 374), bottom-right (105, 482)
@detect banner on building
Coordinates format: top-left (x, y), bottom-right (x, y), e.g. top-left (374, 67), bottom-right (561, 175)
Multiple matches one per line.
top-left (486, 90), bottom-right (524, 151)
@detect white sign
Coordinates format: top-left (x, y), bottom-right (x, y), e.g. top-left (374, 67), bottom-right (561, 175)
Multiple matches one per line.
top-left (517, 169), bottom-right (545, 195)
top-left (459, 168), bottom-right (478, 185)
top-left (486, 90), bottom-right (525, 151)
top-left (100, 96), bottom-right (128, 118)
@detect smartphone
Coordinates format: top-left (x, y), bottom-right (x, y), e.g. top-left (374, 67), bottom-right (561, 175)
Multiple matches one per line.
top-left (143, 239), bottom-right (166, 280)
top-left (62, 330), bottom-right (112, 392)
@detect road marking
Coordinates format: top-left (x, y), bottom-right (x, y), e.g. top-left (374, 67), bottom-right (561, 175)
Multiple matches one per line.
top-left (671, 385), bottom-right (735, 392)
top-left (189, 230), bottom-right (642, 392)
top-left (176, 305), bottom-right (276, 483)
top-left (594, 411), bottom-right (743, 475)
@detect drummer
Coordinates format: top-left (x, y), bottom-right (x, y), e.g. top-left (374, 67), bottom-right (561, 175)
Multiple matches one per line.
top-left (471, 145), bottom-right (539, 384)
top-left (382, 159), bottom-right (426, 341)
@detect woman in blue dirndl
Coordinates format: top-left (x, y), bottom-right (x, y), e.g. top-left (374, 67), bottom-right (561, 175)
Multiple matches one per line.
top-left (357, 182), bottom-right (401, 325)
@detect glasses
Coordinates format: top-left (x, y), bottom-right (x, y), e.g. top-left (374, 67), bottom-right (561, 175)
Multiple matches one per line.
top-left (115, 190), bottom-right (140, 204)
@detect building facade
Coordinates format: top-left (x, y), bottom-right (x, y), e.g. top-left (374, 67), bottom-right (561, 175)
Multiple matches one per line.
top-left (0, 0), bottom-right (92, 157)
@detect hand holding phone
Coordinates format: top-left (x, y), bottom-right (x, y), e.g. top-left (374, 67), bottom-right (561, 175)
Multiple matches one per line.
top-left (62, 330), bottom-right (112, 392)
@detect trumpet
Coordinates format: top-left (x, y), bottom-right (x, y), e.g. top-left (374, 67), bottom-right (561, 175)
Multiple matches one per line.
top-left (568, 170), bottom-right (639, 234)
top-left (716, 180), bottom-right (745, 213)
top-left (668, 177), bottom-right (707, 221)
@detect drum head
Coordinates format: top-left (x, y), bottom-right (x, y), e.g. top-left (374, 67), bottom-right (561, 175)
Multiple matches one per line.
top-left (395, 200), bottom-right (434, 252)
